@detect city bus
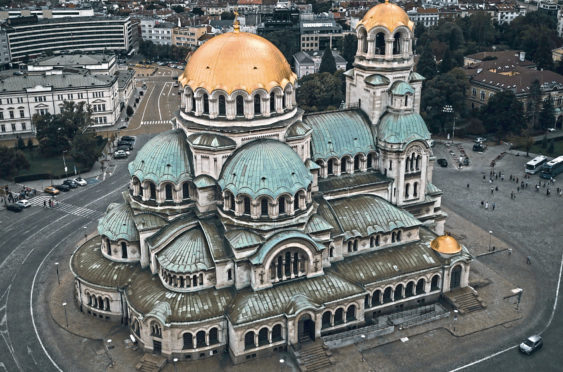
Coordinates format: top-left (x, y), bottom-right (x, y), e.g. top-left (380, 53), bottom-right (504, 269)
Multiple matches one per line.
top-left (540, 155), bottom-right (563, 179)
top-left (525, 155), bottom-right (548, 174)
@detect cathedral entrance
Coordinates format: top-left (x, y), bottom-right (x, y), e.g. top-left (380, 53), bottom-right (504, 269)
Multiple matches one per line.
top-left (451, 266), bottom-right (462, 289)
top-left (153, 340), bottom-right (162, 354)
top-left (297, 314), bottom-right (315, 343)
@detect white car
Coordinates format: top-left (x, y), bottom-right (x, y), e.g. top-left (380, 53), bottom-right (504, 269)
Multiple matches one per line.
top-left (547, 128), bottom-right (555, 132)
top-left (74, 177), bottom-right (87, 186)
top-left (16, 199), bottom-right (31, 208)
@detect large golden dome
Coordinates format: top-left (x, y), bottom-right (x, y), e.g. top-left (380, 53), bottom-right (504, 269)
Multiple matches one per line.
top-left (358, 0), bottom-right (414, 33)
top-left (430, 235), bottom-right (462, 255)
top-left (178, 31), bottom-right (297, 95)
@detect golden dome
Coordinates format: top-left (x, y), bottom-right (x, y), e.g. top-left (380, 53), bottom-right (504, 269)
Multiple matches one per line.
top-left (178, 31), bottom-right (297, 95)
top-left (358, 0), bottom-right (414, 33)
top-left (430, 235), bottom-right (462, 255)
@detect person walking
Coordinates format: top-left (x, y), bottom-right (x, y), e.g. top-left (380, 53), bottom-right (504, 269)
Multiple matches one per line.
top-left (43, 200), bottom-right (46, 208)
top-left (527, 256), bottom-right (531, 264)
top-left (492, 202), bottom-right (496, 211)
top-left (485, 201), bottom-right (489, 210)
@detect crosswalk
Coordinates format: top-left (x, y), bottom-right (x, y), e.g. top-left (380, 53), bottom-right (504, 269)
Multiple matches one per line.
top-left (28, 196), bottom-right (104, 220)
top-left (141, 120), bottom-right (171, 126)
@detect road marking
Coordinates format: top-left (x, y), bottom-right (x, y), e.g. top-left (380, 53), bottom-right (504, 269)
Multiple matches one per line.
top-left (157, 82), bottom-right (170, 121)
top-left (140, 84), bottom-right (156, 124)
top-left (140, 120), bottom-right (171, 126)
top-left (26, 196), bottom-right (103, 220)
top-left (0, 285), bottom-right (21, 371)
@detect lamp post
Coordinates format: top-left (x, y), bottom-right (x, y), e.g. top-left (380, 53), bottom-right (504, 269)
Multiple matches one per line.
top-left (62, 302), bottom-right (68, 328)
top-left (173, 357), bottom-right (178, 372)
top-left (84, 226), bottom-right (88, 243)
top-left (442, 105), bottom-right (455, 144)
top-left (279, 358), bottom-right (285, 372)
top-left (453, 309), bottom-right (459, 332)
top-left (106, 339), bottom-right (114, 367)
top-left (62, 150), bottom-right (68, 180)
top-left (488, 230), bottom-right (493, 252)
top-left (55, 262), bottom-right (60, 286)
top-left (359, 334), bottom-right (366, 363)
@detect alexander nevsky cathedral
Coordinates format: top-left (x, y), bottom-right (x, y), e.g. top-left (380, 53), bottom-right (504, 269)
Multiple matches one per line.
top-left (71, 1), bottom-right (472, 365)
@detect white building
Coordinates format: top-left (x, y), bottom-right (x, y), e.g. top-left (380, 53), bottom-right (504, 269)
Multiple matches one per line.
top-left (27, 54), bottom-right (118, 76)
top-left (0, 7), bottom-right (95, 21)
top-left (141, 19), bottom-right (174, 46)
top-left (407, 8), bottom-right (439, 28)
top-left (293, 50), bottom-right (347, 79)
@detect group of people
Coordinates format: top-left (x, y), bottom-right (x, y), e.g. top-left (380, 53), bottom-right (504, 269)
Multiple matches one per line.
top-left (1, 186), bottom-right (36, 205)
top-left (43, 198), bottom-right (58, 208)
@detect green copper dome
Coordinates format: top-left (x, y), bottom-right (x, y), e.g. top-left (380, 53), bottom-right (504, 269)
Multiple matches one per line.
top-left (390, 81), bottom-right (415, 95)
top-left (97, 203), bottom-right (139, 242)
top-left (219, 139), bottom-right (313, 199)
top-left (128, 129), bottom-right (193, 185)
top-left (378, 112), bottom-right (430, 145)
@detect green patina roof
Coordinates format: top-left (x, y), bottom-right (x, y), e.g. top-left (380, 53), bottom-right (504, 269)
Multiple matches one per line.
top-left (306, 159), bottom-right (321, 170)
top-left (187, 132), bottom-right (236, 150)
top-left (317, 171), bottom-right (390, 194)
top-left (390, 81), bottom-right (415, 95)
top-left (333, 228), bottom-right (442, 285)
top-left (132, 212), bottom-right (167, 232)
top-left (319, 195), bottom-right (420, 240)
top-left (426, 183), bottom-right (442, 195)
top-left (343, 69), bottom-right (354, 77)
top-left (156, 227), bottom-right (214, 273)
top-left (225, 229), bottom-right (264, 250)
top-left (146, 302), bottom-right (172, 324)
top-left (305, 214), bottom-right (334, 234)
top-left (70, 236), bottom-right (138, 288)
top-left (304, 110), bottom-right (376, 160)
top-left (219, 139), bottom-right (313, 199)
top-left (147, 213), bottom-right (198, 250)
top-left (228, 272), bottom-right (364, 325)
top-left (285, 120), bottom-right (312, 140)
top-left (199, 219), bottom-right (231, 261)
top-left (409, 71), bottom-right (426, 82)
top-left (194, 174), bottom-right (216, 188)
top-left (97, 203), bottom-right (139, 242)
top-left (365, 74), bottom-right (390, 86)
top-left (250, 230), bottom-right (325, 265)
top-left (378, 112), bottom-right (431, 145)
top-left (126, 270), bottom-right (234, 323)
top-left (128, 129), bottom-right (193, 185)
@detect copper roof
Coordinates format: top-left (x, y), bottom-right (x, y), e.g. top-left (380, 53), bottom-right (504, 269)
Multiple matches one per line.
top-left (358, 0), bottom-right (414, 32)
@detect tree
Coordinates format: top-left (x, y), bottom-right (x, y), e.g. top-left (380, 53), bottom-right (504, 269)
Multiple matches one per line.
top-left (16, 137), bottom-right (24, 150)
top-left (414, 23), bottom-right (426, 39)
top-left (172, 5), bottom-right (185, 13)
top-left (297, 72), bottom-right (345, 112)
top-left (548, 139), bottom-right (555, 154)
top-left (191, 7), bottom-right (204, 16)
top-left (26, 138), bottom-right (33, 150)
top-left (527, 80), bottom-right (542, 129)
top-left (319, 48), bottom-right (337, 74)
top-left (439, 47), bottom-right (454, 73)
top-left (0, 146), bottom-right (29, 178)
top-left (538, 96), bottom-right (555, 130)
top-left (340, 34), bottom-right (357, 70)
top-left (221, 11), bottom-right (235, 20)
top-left (127, 105), bottom-right (134, 117)
top-left (262, 30), bottom-right (300, 63)
top-left (311, 0), bottom-right (332, 13)
top-left (416, 43), bottom-right (437, 80)
top-left (70, 133), bottom-right (102, 167)
top-left (480, 91), bottom-right (524, 142)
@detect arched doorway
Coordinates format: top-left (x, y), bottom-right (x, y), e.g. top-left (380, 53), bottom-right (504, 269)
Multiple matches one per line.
top-left (451, 265), bottom-right (462, 289)
top-left (297, 313), bottom-right (315, 343)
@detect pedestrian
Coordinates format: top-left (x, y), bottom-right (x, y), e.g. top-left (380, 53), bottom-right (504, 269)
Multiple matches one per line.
top-left (485, 202), bottom-right (489, 210)
top-left (43, 200), bottom-right (46, 208)
top-left (501, 175), bottom-right (504, 181)
top-left (492, 246), bottom-right (496, 252)
top-left (483, 175), bottom-right (486, 181)
top-left (491, 187), bottom-right (494, 195)
top-left (495, 186), bottom-right (498, 192)
top-left (481, 200), bottom-right (484, 207)
top-left (492, 202), bottom-right (495, 211)
top-left (467, 183), bottom-right (470, 188)
top-left (527, 256), bottom-right (531, 264)
top-left (547, 188), bottom-right (550, 196)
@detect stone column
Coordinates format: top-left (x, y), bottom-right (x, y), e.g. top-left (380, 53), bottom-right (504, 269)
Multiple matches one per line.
top-left (226, 97), bottom-right (235, 120)
top-left (244, 96), bottom-right (253, 119)
top-left (385, 38), bottom-right (394, 60)
top-left (367, 37), bottom-right (375, 56)
top-left (208, 97), bottom-right (218, 119)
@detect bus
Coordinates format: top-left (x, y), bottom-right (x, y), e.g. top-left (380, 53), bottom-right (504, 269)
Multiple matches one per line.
top-left (540, 156), bottom-right (563, 179)
top-left (525, 155), bottom-right (548, 174)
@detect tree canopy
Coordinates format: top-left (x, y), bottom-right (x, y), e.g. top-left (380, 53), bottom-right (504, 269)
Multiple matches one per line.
top-left (538, 96), bottom-right (555, 130)
top-left (319, 48), bottom-right (337, 74)
top-left (479, 91), bottom-right (524, 141)
top-left (0, 146), bottom-right (29, 178)
top-left (297, 71), bottom-right (345, 112)
top-left (340, 34), bottom-right (357, 70)
top-left (261, 30), bottom-right (300, 64)
top-left (139, 40), bottom-right (190, 61)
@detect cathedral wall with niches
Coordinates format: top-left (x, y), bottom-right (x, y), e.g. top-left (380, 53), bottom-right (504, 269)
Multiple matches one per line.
top-left (75, 278), bottom-right (122, 321)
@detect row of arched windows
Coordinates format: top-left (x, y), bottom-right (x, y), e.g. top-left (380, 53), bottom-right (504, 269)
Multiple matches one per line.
top-left (224, 188), bottom-right (310, 219)
top-left (103, 237), bottom-right (129, 259)
top-left (86, 292), bottom-right (110, 311)
top-left (321, 304), bottom-right (357, 330)
top-left (404, 182), bottom-right (419, 199)
top-left (358, 29), bottom-right (408, 57)
top-left (346, 230), bottom-right (403, 254)
top-left (317, 152), bottom-right (377, 179)
top-left (244, 324), bottom-right (283, 350)
top-left (160, 268), bottom-right (204, 289)
top-left (365, 275), bottom-right (441, 308)
top-left (182, 328), bottom-right (220, 349)
top-left (405, 153), bottom-right (422, 173)
top-left (269, 248), bottom-right (308, 284)
top-left (131, 177), bottom-right (192, 204)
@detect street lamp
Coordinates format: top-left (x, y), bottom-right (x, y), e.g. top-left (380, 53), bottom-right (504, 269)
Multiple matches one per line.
top-left (359, 334), bottom-right (366, 363)
top-left (83, 226), bottom-right (88, 243)
top-left (279, 358), bottom-right (285, 372)
top-left (55, 262), bottom-right (60, 286)
top-left (62, 302), bottom-right (68, 328)
top-left (453, 309), bottom-right (459, 332)
top-left (106, 339), bottom-right (114, 367)
top-left (488, 230), bottom-right (493, 252)
top-left (62, 150), bottom-right (68, 180)
top-left (442, 105), bottom-right (456, 144)
top-left (173, 357), bottom-right (178, 372)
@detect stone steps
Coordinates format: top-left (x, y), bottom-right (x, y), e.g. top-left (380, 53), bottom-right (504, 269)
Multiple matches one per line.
top-left (135, 354), bottom-right (167, 372)
top-left (294, 340), bottom-right (333, 372)
top-left (444, 287), bottom-right (486, 314)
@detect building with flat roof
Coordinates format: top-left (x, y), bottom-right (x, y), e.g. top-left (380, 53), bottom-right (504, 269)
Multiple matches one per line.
top-left (0, 7), bottom-right (95, 21)
top-left (2, 16), bottom-right (132, 63)
top-left (300, 13), bottom-right (343, 52)
top-left (27, 54), bottom-right (118, 75)
top-left (141, 19), bottom-right (174, 46)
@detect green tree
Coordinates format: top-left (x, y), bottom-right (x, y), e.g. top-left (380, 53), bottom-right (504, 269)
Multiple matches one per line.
top-left (191, 7), bottom-right (204, 16)
top-left (439, 47), bottom-right (454, 73)
top-left (311, 0), bottom-right (332, 13)
top-left (319, 48), bottom-right (337, 74)
top-left (262, 30), bottom-right (300, 63)
top-left (538, 96), bottom-right (555, 130)
top-left (221, 11), bottom-right (235, 20)
top-left (416, 43), bottom-right (437, 80)
top-left (527, 80), bottom-right (542, 129)
top-left (548, 139), bottom-right (555, 154)
top-left (414, 23), bottom-right (426, 39)
top-left (0, 146), bottom-right (29, 178)
top-left (16, 137), bottom-right (24, 150)
top-left (26, 138), bottom-right (33, 150)
top-left (541, 134), bottom-right (548, 148)
top-left (297, 72), bottom-right (344, 112)
top-left (480, 91), bottom-right (524, 142)
top-left (172, 5), bottom-right (185, 13)
top-left (340, 34), bottom-right (357, 70)
top-left (127, 105), bottom-right (134, 117)
top-left (70, 133), bottom-right (102, 167)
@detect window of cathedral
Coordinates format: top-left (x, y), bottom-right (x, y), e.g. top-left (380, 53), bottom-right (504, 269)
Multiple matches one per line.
top-left (203, 94), bottom-right (209, 115)
top-left (406, 281), bottom-right (415, 297)
top-left (191, 96), bottom-right (196, 113)
top-left (431, 274), bottom-right (440, 291)
top-left (293, 195), bottom-right (299, 212)
top-left (372, 289), bottom-right (382, 306)
top-left (149, 182), bottom-right (156, 200)
top-left (354, 154), bottom-right (361, 171)
top-left (227, 268), bottom-right (232, 281)
top-left (258, 328), bottom-right (269, 346)
top-left (209, 327), bottom-right (219, 345)
top-left (416, 278), bottom-right (426, 294)
top-left (261, 198), bottom-right (269, 217)
top-left (375, 32), bottom-right (385, 55)
top-left (121, 242), bottom-right (128, 259)
top-left (269, 248), bottom-right (307, 283)
top-left (278, 196), bottom-right (286, 215)
top-left (269, 94), bottom-right (275, 113)
top-left (413, 182), bottom-right (418, 197)
top-left (218, 95), bottom-right (226, 116)
top-left (394, 284), bottom-right (404, 300)
top-left (404, 95), bottom-right (408, 107)
top-left (367, 153), bottom-right (374, 169)
top-left (416, 155), bottom-right (421, 170)
top-left (244, 331), bottom-right (256, 350)
top-left (359, 28), bottom-right (368, 54)
top-left (389, 160), bottom-right (392, 171)
top-left (196, 330), bottom-right (206, 348)
top-left (183, 333), bottom-right (194, 349)
top-left (254, 94), bottom-right (261, 115)
top-left (334, 308), bottom-right (344, 325)
top-left (383, 287), bottom-right (392, 303)
top-left (327, 158), bottom-right (335, 175)
top-left (346, 305), bottom-right (357, 322)
top-left (393, 32), bottom-right (402, 54)
top-left (272, 324), bottom-right (283, 342)
top-left (243, 196), bottom-right (251, 215)
top-left (405, 183), bottom-right (410, 198)
top-left (182, 182), bottom-right (190, 200)
top-left (236, 95), bottom-right (244, 117)
top-left (165, 183), bottom-right (173, 201)
top-left (151, 322), bottom-right (162, 338)
top-left (322, 311), bottom-right (331, 329)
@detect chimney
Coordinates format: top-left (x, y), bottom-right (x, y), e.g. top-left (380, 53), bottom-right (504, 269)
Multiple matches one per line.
top-left (520, 51), bottom-right (525, 62)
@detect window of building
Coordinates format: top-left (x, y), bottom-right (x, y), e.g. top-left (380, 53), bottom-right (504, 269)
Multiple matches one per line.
top-left (9, 110), bottom-right (14, 119)
top-left (19, 109), bottom-right (24, 118)
top-left (472, 88), bottom-right (476, 97)
top-left (0, 125), bottom-right (4, 132)
top-left (480, 91), bottom-right (485, 101)
top-left (21, 123), bottom-right (26, 130)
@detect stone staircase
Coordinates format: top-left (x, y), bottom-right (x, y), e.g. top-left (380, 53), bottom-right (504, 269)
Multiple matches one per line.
top-left (444, 287), bottom-right (486, 314)
top-left (135, 353), bottom-right (167, 372)
top-left (292, 340), bottom-right (334, 372)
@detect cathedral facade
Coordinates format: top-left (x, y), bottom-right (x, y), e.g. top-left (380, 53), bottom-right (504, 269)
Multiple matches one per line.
top-left (70, 2), bottom-right (471, 364)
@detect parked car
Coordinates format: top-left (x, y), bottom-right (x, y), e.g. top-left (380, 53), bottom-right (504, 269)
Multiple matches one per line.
top-left (437, 158), bottom-right (448, 167)
top-left (117, 141), bottom-right (133, 150)
top-left (474, 137), bottom-right (487, 143)
top-left (6, 203), bottom-right (23, 212)
top-left (15, 199), bottom-right (31, 208)
top-left (54, 184), bottom-right (71, 192)
top-left (121, 135), bottom-right (135, 142)
top-left (116, 146), bottom-right (131, 154)
top-left (463, 157), bottom-right (470, 166)
top-left (44, 186), bottom-right (60, 195)
top-left (114, 150), bottom-right (128, 159)
top-left (473, 143), bottom-right (487, 152)
top-left (63, 179), bottom-right (78, 188)
top-left (74, 177), bottom-right (87, 186)
top-left (547, 127), bottom-right (556, 132)
top-left (519, 335), bottom-right (543, 355)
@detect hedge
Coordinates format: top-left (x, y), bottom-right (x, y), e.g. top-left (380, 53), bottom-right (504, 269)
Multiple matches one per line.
top-left (14, 166), bottom-right (93, 183)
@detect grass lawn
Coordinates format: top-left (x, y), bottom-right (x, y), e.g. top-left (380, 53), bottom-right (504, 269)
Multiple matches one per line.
top-left (17, 148), bottom-right (80, 178)
top-left (523, 139), bottom-right (563, 158)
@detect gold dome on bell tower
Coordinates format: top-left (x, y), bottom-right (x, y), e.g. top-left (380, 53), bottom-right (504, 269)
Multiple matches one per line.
top-left (358, 0), bottom-right (414, 32)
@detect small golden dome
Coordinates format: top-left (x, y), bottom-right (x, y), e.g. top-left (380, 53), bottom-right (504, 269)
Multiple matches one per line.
top-left (178, 32), bottom-right (297, 95)
top-left (358, 0), bottom-right (414, 33)
top-left (431, 235), bottom-right (462, 255)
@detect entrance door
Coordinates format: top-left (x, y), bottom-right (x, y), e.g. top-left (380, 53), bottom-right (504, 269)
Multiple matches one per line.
top-left (298, 314), bottom-right (315, 342)
top-left (451, 266), bottom-right (462, 289)
top-left (153, 340), bottom-right (162, 354)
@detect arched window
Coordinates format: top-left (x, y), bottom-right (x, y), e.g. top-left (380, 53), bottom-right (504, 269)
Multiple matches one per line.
top-left (243, 196), bottom-right (251, 215)
top-left (196, 330), bottom-right (206, 348)
top-left (218, 95), bottom-right (226, 116)
top-left (328, 158), bottom-right (334, 175)
top-left (394, 284), bottom-right (404, 300)
top-left (413, 182), bottom-right (418, 197)
top-left (322, 311), bottom-right (332, 329)
top-left (405, 95), bottom-right (409, 107)
top-left (370, 236), bottom-right (375, 248)
top-left (367, 153), bottom-right (373, 169)
top-left (191, 96), bottom-right (196, 112)
top-left (278, 196), bottom-right (286, 215)
top-left (406, 281), bottom-right (415, 297)
top-left (165, 183), bottom-right (173, 201)
top-left (227, 268), bottom-right (232, 280)
top-left (393, 32), bottom-right (402, 54)
top-left (228, 192), bottom-right (235, 212)
top-left (416, 278), bottom-right (426, 294)
top-left (183, 333), bottom-right (193, 349)
top-left (354, 155), bottom-right (361, 171)
top-left (151, 322), bottom-right (162, 337)
top-left (329, 247), bottom-right (334, 257)
top-left (236, 95), bottom-right (244, 117)
top-left (375, 32), bottom-right (385, 55)
top-left (353, 239), bottom-right (358, 251)
top-left (258, 327), bottom-right (269, 346)
top-left (270, 248), bottom-right (307, 283)
top-left (98, 296), bottom-right (103, 310)
top-left (341, 157), bottom-right (347, 173)
top-left (121, 242), bottom-right (128, 259)
top-left (416, 155), bottom-right (421, 170)
top-left (261, 198), bottom-right (269, 217)
top-left (334, 308), bottom-right (344, 325)
top-left (360, 29), bottom-right (368, 54)
top-left (392, 231), bottom-right (396, 243)
top-left (272, 324), bottom-right (283, 342)
top-left (203, 94), bottom-right (209, 114)
top-left (346, 305), bottom-right (356, 322)
top-left (282, 91), bottom-right (287, 109)
top-left (372, 290), bottom-right (381, 306)
top-left (431, 275), bottom-right (440, 291)
top-left (149, 182), bottom-right (156, 200)
top-left (347, 241), bottom-right (353, 252)
top-left (105, 237), bottom-right (111, 255)
top-left (244, 331), bottom-right (255, 350)
top-left (405, 183), bottom-right (410, 198)
top-left (397, 230), bottom-right (402, 242)
top-left (293, 194), bottom-right (299, 211)
top-left (383, 287), bottom-right (392, 303)
top-left (254, 94), bottom-right (261, 115)
top-left (209, 328), bottom-right (219, 345)
top-left (270, 94), bottom-right (276, 113)
top-left (182, 182), bottom-right (190, 199)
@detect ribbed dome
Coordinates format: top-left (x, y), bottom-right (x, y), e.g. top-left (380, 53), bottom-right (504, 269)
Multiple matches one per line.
top-left (378, 112), bottom-right (430, 145)
top-left (219, 140), bottom-right (313, 199)
top-left (430, 235), bottom-right (462, 255)
top-left (178, 31), bottom-right (296, 94)
top-left (358, 0), bottom-right (414, 33)
top-left (97, 203), bottom-right (139, 242)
